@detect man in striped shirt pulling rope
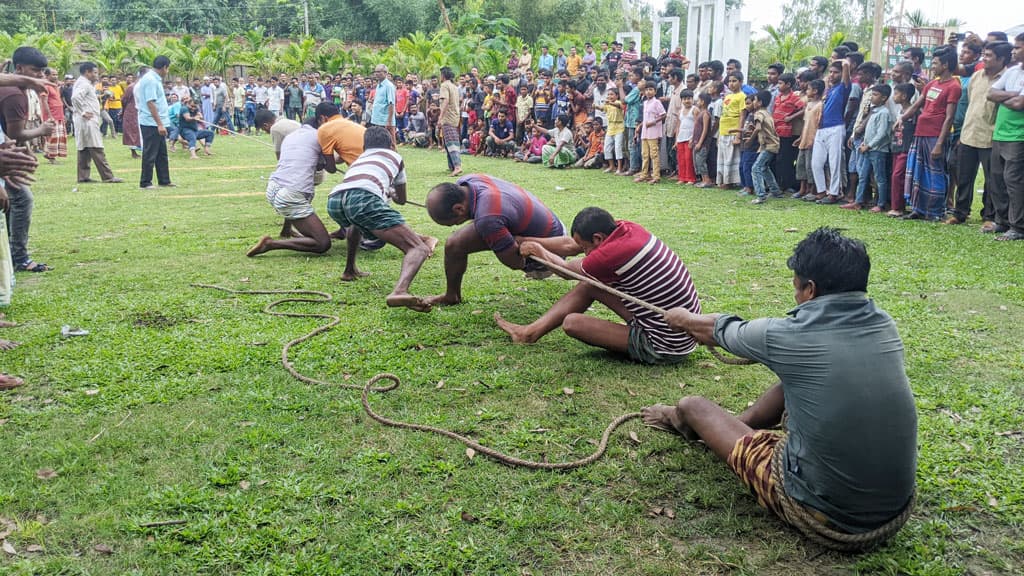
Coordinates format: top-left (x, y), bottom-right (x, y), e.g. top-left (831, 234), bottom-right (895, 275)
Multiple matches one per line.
top-left (495, 207), bottom-right (703, 365)
top-left (325, 126), bottom-right (438, 312)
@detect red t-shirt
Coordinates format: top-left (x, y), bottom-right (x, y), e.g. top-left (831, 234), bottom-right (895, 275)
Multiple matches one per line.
top-left (395, 88), bottom-right (408, 115)
top-left (915, 77), bottom-right (962, 137)
top-left (772, 91), bottom-right (804, 138)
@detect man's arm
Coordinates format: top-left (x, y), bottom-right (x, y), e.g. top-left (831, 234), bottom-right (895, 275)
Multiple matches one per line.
top-left (0, 74), bottom-right (53, 92)
top-left (664, 307), bottom-right (721, 346)
top-left (390, 182), bottom-right (407, 204)
top-left (517, 240), bottom-right (582, 277)
top-left (1005, 94), bottom-right (1024, 110)
top-left (515, 235), bottom-right (583, 257)
top-left (147, 99), bottom-right (167, 136)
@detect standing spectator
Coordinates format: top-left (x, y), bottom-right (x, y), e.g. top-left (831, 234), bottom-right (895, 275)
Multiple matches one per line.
top-left (749, 90), bottom-right (783, 204)
top-left (556, 48), bottom-right (567, 73)
top-left (566, 46), bottom-right (582, 77)
top-left (619, 66), bottom-right (643, 175)
top-left (717, 72), bottom-right (747, 188)
top-left (582, 43), bottom-right (597, 73)
top-left (675, 89), bottom-right (697, 184)
top-left (946, 42), bottom-right (1010, 225)
top-left (105, 74), bottom-right (123, 135)
top-left (72, 62), bottom-right (121, 184)
top-left (438, 66), bottom-right (462, 177)
top-left (901, 47), bottom-right (960, 220)
top-left (888, 83), bottom-right (917, 217)
top-left (987, 32), bottom-right (1024, 241)
top-left (199, 77), bottom-right (214, 126)
top-left (231, 78), bottom-right (247, 132)
top-left (538, 46), bottom-right (554, 72)
top-left (771, 73), bottom-right (804, 192)
top-left (211, 77), bottom-right (232, 131)
top-left (810, 60), bottom-right (851, 204)
top-left (371, 64), bottom-right (396, 143)
top-left (518, 46), bottom-right (532, 75)
top-left (795, 80), bottom-right (824, 200)
top-left (60, 73), bottom-right (75, 136)
top-left (137, 56), bottom-right (173, 189)
top-left (121, 69), bottom-right (142, 159)
top-left (636, 81), bottom-right (666, 184)
top-left (41, 68), bottom-right (67, 164)
top-left (844, 85), bottom-right (894, 211)
top-left (0, 47), bottom-right (56, 273)
top-left (286, 77), bottom-right (303, 121)
top-left (692, 92), bottom-right (713, 187)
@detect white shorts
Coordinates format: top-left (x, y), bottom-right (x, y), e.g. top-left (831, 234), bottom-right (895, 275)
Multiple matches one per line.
top-left (266, 181), bottom-right (315, 220)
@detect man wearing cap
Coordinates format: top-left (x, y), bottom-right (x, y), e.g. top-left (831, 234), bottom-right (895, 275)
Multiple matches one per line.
top-left (371, 64), bottom-right (396, 143)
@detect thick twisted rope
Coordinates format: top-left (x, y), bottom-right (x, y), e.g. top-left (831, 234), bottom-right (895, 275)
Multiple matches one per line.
top-left (769, 434), bottom-right (914, 551)
top-left (528, 256), bottom-right (755, 366)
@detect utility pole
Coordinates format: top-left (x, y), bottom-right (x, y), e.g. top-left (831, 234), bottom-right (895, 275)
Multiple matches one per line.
top-left (303, 0), bottom-right (310, 37)
top-left (871, 0), bottom-right (886, 64)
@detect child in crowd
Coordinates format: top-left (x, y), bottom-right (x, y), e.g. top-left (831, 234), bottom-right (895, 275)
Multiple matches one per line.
top-left (795, 79), bottom-right (824, 200)
top-left (636, 81), bottom-right (666, 184)
top-left (844, 84), bottom-right (894, 212)
top-left (466, 118), bottom-right (485, 155)
top-left (426, 102), bottom-right (440, 148)
top-left (692, 92), bottom-right (713, 188)
top-left (717, 73), bottom-right (745, 188)
top-left (748, 90), bottom-right (783, 204)
top-left (533, 83), bottom-right (552, 129)
top-left (577, 121), bottom-right (605, 168)
top-left (889, 82), bottom-right (918, 217)
top-left (602, 89), bottom-right (626, 174)
top-left (515, 84), bottom-right (533, 142)
top-left (738, 94), bottom-right (759, 196)
top-left (515, 124), bottom-right (547, 163)
top-left (675, 89), bottom-right (697, 184)
top-left (705, 81), bottom-right (723, 182)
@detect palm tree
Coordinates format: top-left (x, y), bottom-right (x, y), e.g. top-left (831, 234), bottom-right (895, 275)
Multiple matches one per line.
top-left (88, 32), bottom-right (140, 75)
top-left (762, 25), bottom-right (816, 71)
top-left (41, 34), bottom-right (83, 76)
top-left (905, 9), bottom-right (930, 29)
top-left (198, 34), bottom-right (240, 78)
top-left (239, 27), bottom-right (277, 77)
top-left (278, 37), bottom-right (317, 74)
top-left (315, 40), bottom-right (352, 75)
top-left (162, 35), bottom-right (212, 80)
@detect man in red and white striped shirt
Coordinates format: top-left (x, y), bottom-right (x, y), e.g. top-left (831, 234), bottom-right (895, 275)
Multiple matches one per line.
top-left (495, 207), bottom-right (702, 364)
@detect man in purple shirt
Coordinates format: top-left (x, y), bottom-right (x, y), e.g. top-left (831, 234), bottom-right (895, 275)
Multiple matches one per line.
top-left (424, 174), bottom-right (574, 306)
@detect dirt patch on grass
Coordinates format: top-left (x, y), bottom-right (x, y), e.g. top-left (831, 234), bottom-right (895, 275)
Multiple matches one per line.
top-left (131, 311), bottom-right (183, 328)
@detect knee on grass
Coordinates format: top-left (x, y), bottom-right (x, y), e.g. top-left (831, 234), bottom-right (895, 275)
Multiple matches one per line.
top-left (560, 313), bottom-right (589, 339)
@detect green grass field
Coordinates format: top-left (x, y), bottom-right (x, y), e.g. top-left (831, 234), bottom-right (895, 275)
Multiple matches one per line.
top-left (1, 135), bottom-right (1022, 575)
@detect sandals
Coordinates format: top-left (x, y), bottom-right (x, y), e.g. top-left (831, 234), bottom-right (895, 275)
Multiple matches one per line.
top-left (15, 261), bottom-right (51, 273)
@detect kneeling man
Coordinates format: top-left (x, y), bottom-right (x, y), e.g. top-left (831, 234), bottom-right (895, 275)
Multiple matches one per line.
top-left (642, 227), bottom-right (916, 545)
top-left (496, 207), bottom-right (702, 364)
top-left (326, 126), bottom-right (437, 312)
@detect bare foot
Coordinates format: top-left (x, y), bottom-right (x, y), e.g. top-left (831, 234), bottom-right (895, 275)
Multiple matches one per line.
top-left (450, 168), bottom-right (463, 177)
top-left (493, 312), bottom-right (537, 344)
top-left (424, 294), bottom-right (461, 307)
top-left (386, 293), bottom-right (432, 313)
top-left (246, 235), bottom-right (274, 257)
top-left (0, 373), bottom-right (24, 390)
top-left (0, 339), bottom-right (20, 351)
top-left (204, 147), bottom-right (214, 156)
top-left (341, 270), bottom-right (371, 282)
top-left (0, 313), bottom-right (15, 328)
top-left (421, 235), bottom-right (439, 257)
top-left (640, 404), bottom-right (699, 441)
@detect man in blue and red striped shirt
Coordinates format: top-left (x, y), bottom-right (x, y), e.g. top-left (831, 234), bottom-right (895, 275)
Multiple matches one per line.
top-left (494, 207), bottom-right (702, 364)
top-left (425, 174), bottom-right (574, 306)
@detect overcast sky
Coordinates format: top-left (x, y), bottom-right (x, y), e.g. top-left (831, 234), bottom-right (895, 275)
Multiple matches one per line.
top-left (650, 0), bottom-right (1024, 39)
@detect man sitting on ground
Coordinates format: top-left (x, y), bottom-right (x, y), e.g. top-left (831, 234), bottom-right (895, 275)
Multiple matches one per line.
top-left (495, 207), bottom-right (702, 364)
top-left (424, 174), bottom-right (574, 307)
top-left (641, 227), bottom-right (916, 543)
top-left (326, 126), bottom-right (438, 312)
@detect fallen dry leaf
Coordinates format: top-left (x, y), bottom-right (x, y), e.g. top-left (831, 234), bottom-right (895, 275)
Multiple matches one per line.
top-left (0, 418), bottom-right (7, 426)
top-left (713, 376), bottom-right (722, 382)
top-left (988, 494), bottom-right (998, 508)
top-left (415, 343), bottom-right (425, 350)
top-left (678, 382), bottom-right (687, 390)
top-left (562, 387), bottom-right (574, 396)
top-left (626, 388), bottom-right (638, 397)
top-left (36, 468), bottom-right (58, 480)
top-left (435, 379), bottom-right (445, 389)
top-left (664, 507), bottom-right (676, 520)
top-left (25, 544), bottom-right (43, 553)
top-left (528, 428), bottom-right (548, 433)
top-left (471, 309), bottom-right (483, 315)
top-left (2, 540), bottom-right (16, 556)
top-left (83, 389), bottom-right (99, 396)
top-left (460, 511), bottom-right (478, 523)
top-left (239, 277), bottom-right (250, 283)
top-left (959, 442), bottom-right (972, 452)
top-left (0, 517), bottom-right (15, 539)
top-left (628, 431), bottom-right (641, 445)
top-left (784, 227), bottom-right (799, 233)
top-left (238, 480), bottom-right (251, 490)
top-left (497, 355), bottom-right (507, 362)
top-left (465, 448), bottom-right (476, 460)
top-left (647, 506), bottom-right (664, 517)
top-left (436, 350), bottom-right (445, 357)
top-left (237, 421), bottom-right (256, 427)
top-left (996, 430), bottom-right (1024, 437)
top-left (93, 543), bottom-right (113, 555)
top-left (999, 305), bottom-right (1008, 311)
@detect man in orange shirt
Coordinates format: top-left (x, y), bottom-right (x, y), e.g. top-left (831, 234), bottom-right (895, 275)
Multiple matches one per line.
top-left (316, 102), bottom-right (367, 240)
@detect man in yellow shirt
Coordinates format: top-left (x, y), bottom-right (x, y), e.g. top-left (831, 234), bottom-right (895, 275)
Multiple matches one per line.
top-left (566, 46), bottom-right (583, 77)
top-left (105, 74), bottom-right (123, 135)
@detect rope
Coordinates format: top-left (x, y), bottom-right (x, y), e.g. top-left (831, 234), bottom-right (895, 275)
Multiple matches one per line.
top-left (527, 256), bottom-right (755, 366)
top-left (193, 284), bottom-right (641, 468)
top-left (769, 434), bottom-right (914, 551)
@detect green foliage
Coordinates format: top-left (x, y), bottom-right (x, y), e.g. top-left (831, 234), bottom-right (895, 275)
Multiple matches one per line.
top-left (749, 25), bottom-right (817, 80)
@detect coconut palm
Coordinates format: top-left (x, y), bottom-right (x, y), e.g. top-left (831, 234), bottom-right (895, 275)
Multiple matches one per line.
top-left (315, 40), bottom-right (353, 75)
top-left (762, 25), bottom-right (817, 72)
top-left (162, 35), bottom-right (212, 80)
top-left (88, 32), bottom-right (140, 75)
top-left (198, 34), bottom-right (240, 78)
top-left (41, 35), bottom-right (83, 76)
top-left (278, 37), bottom-right (318, 74)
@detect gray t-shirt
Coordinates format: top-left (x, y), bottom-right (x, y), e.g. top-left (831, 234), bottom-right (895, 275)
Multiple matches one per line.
top-left (714, 292), bottom-right (917, 533)
top-left (269, 124), bottom-right (322, 195)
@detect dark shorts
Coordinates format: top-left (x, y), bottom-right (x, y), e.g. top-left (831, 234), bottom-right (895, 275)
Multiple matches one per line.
top-left (326, 188), bottom-right (405, 241)
top-left (626, 319), bottom-right (689, 365)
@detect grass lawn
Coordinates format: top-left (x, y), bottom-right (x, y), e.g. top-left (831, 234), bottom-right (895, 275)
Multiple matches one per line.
top-left (1, 135), bottom-right (1022, 575)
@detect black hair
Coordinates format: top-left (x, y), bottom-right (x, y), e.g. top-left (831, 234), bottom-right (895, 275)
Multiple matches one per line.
top-left (697, 92), bottom-right (712, 106)
top-left (726, 58), bottom-right (742, 70)
top-left (686, 73), bottom-right (698, 82)
top-left (810, 56), bottom-right (829, 72)
top-left (1015, 32), bottom-right (1024, 42)
top-left (79, 61), bottom-right (98, 74)
top-left (987, 31), bottom-right (1008, 41)
top-left (846, 52), bottom-right (865, 68)
top-left (556, 113), bottom-right (570, 127)
top-left (893, 60), bottom-right (915, 76)
top-left (841, 41), bottom-right (859, 52)
top-left (708, 60), bottom-right (724, 75)
top-left (893, 82), bottom-right (916, 101)
top-left (808, 79), bottom-right (826, 95)
top-left (767, 62), bottom-right (784, 74)
top-left (679, 89), bottom-right (694, 98)
top-left (756, 90), bottom-right (771, 108)
top-left (787, 227), bottom-right (870, 296)
top-left (726, 71), bottom-right (744, 84)
top-left (427, 182), bottom-right (465, 221)
top-left (643, 80), bottom-right (656, 90)
top-left (985, 41), bottom-right (1013, 66)
top-left (153, 55), bottom-right (171, 70)
top-left (904, 47), bottom-right (925, 63)
top-left (858, 62), bottom-right (882, 81)
top-left (363, 126), bottom-right (393, 150)
top-left (254, 109), bottom-right (276, 128)
top-left (12, 46), bottom-right (47, 69)
top-left (797, 69), bottom-right (817, 83)
top-left (869, 84), bottom-right (892, 99)
top-left (316, 102), bottom-right (340, 118)
top-left (828, 60), bottom-right (844, 72)
top-left (932, 46), bottom-right (957, 72)
top-left (440, 66), bottom-right (454, 81)
top-left (669, 68), bottom-right (685, 82)
top-left (832, 45), bottom-right (850, 59)
top-left (779, 73), bottom-right (796, 86)
top-left (570, 207), bottom-right (617, 239)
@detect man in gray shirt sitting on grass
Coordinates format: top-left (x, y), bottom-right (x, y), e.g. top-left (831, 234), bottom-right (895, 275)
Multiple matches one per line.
top-left (641, 227), bottom-right (917, 547)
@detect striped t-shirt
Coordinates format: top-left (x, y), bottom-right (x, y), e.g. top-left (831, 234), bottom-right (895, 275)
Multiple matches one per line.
top-left (330, 148), bottom-right (407, 201)
top-left (581, 221), bottom-right (701, 356)
top-left (458, 174), bottom-right (564, 253)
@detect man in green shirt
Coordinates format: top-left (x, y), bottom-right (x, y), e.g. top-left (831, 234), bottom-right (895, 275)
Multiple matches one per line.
top-left (642, 228), bottom-right (917, 541)
top-left (987, 32), bottom-right (1024, 241)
